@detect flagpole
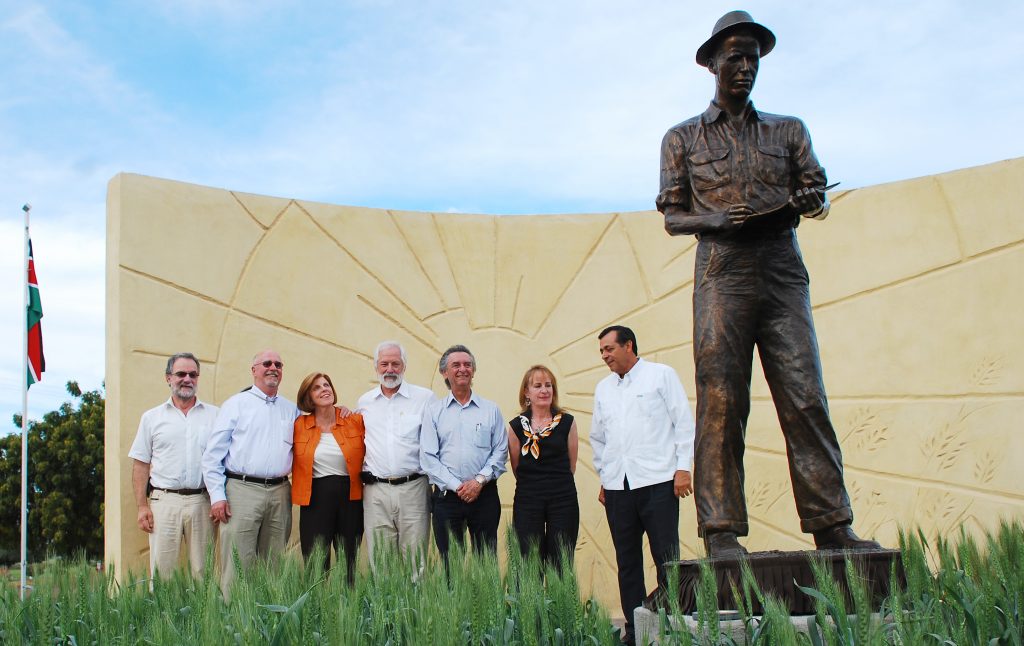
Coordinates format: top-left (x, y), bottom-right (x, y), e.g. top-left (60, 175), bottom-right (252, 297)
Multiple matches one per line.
top-left (20, 203), bottom-right (31, 601)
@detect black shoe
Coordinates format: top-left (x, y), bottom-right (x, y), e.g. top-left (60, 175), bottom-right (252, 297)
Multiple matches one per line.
top-left (705, 531), bottom-right (749, 558)
top-left (813, 524), bottom-right (882, 550)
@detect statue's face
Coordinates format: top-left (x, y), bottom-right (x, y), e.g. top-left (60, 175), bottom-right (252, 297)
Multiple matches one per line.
top-left (711, 34), bottom-right (760, 101)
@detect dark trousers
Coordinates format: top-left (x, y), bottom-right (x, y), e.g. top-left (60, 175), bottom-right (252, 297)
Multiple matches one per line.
top-left (299, 475), bottom-right (363, 583)
top-left (512, 487), bottom-right (579, 571)
top-left (431, 482), bottom-right (500, 561)
top-left (693, 232), bottom-right (852, 537)
top-left (604, 479), bottom-right (679, 639)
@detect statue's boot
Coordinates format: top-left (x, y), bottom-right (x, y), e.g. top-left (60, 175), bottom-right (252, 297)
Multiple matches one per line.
top-left (705, 531), bottom-right (749, 558)
top-left (813, 523), bottom-right (882, 550)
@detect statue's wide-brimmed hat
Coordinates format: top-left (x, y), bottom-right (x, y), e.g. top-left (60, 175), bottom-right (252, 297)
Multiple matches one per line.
top-left (696, 10), bottom-right (776, 67)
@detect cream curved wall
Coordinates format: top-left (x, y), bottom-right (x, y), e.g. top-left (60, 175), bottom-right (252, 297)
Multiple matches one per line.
top-left (105, 160), bottom-right (1024, 610)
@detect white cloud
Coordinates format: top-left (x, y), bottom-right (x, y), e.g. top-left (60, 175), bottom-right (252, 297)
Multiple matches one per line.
top-left (0, 0), bottom-right (1022, 432)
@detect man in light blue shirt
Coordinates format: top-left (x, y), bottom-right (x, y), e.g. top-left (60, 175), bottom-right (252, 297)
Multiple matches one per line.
top-left (421, 344), bottom-right (507, 561)
top-left (202, 349), bottom-right (299, 599)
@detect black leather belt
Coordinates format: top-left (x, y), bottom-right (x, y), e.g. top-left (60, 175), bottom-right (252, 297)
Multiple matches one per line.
top-left (151, 486), bottom-right (206, 496)
top-left (226, 471), bottom-right (288, 486)
top-left (362, 472), bottom-right (423, 485)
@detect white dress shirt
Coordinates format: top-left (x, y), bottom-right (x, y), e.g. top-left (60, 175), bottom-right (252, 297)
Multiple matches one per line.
top-left (358, 381), bottom-right (437, 478)
top-left (129, 398), bottom-right (219, 490)
top-left (202, 386), bottom-right (300, 504)
top-left (591, 358), bottom-right (695, 490)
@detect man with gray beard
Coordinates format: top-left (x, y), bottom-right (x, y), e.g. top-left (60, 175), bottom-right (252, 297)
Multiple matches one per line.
top-left (357, 341), bottom-right (437, 568)
top-left (130, 352), bottom-right (219, 579)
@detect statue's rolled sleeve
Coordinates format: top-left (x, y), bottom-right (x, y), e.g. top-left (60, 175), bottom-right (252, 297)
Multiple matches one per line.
top-left (656, 129), bottom-right (692, 213)
top-left (790, 119), bottom-right (830, 220)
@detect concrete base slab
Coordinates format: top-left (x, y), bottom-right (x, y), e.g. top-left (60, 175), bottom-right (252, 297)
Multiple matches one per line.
top-left (634, 607), bottom-right (882, 645)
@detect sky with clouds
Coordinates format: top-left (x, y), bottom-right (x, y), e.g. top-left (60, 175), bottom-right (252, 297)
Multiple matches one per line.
top-left (1, 0), bottom-right (1022, 431)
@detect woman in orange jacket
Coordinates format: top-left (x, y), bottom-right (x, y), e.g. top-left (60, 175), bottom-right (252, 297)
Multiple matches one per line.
top-left (292, 372), bottom-right (365, 582)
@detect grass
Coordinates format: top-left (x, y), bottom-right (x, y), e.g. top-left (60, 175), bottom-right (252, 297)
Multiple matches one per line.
top-left (0, 531), bottom-right (617, 645)
top-left (654, 519), bottom-right (1024, 645)
top-left (0, 521), bottom-right (1021, 644)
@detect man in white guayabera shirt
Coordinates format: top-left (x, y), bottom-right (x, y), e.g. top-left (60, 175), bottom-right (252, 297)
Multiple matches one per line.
top-left (129, 352), bottom-right (219, 580)
top-left (202, 349), bottom-right (299, 598)
top-left (591, 325), bottom-right (695, 646)
top-left (357, 341), bottom-right (437, 569)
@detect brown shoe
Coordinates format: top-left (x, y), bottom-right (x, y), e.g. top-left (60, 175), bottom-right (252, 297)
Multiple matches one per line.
top-left (705, 531), bottom-right (749, 557)
top-left (813, 524), bottom-right (882, 550)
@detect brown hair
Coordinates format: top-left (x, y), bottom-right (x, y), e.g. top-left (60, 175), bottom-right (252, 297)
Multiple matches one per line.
top-left (517, 365), bottom-right (561, 416)
top-left (296, 372), bottom-right (337, 413)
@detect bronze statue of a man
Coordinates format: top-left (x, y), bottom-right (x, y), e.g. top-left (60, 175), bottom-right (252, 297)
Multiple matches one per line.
top-left (656, 11), bottom-right (880, 557)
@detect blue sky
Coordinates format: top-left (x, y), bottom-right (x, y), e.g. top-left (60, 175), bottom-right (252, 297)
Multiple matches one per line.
top-left (2, 0), bottom-right (1022, 430)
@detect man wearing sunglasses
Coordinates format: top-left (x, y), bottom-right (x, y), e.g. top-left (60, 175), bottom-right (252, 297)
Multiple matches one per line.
top-left (203, 349), bottom-right (299, 598)
top-left (129, 352), bottom-right (219, 581)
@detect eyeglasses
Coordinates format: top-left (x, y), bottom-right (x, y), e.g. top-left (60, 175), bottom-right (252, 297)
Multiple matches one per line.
top-left (172, 371), bottom-right (199, 379)
top-left (258, 360), bottom-right (284, 369)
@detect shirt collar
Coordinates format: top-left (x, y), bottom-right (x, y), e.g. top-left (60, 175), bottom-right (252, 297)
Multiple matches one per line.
top-left (701, 101), bottom-right (762, 125)
top-left (162, 397), bottom-right (206, 410)
top-left (247, 386), bottom-right (278, 404)
top-left (374, 380), bottom-right (411, 400)
top-left (444, 390), bottom-right (479, 409)
top-left (302, 407), bottom-right (344, 429)
top-left (616, 358), bottom-right (646, 386)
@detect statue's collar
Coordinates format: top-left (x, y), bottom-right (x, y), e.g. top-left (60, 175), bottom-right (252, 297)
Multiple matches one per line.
top-left (702, 101), bottom-right (761, 124)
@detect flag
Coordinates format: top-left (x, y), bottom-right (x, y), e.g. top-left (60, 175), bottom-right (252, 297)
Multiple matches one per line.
top-left (27, 238), bottom-right (45, 387)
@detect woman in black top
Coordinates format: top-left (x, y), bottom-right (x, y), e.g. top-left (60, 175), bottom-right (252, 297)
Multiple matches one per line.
top-left (507, 364), bottom-right (579, 570)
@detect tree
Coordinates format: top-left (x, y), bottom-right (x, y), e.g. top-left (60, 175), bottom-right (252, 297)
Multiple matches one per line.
top-left (0, 381), bottom-right (104, 561)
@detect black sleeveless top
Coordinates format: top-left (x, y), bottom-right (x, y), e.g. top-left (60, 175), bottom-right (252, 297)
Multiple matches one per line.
top-left (509, 412), bottom-right (576, 493)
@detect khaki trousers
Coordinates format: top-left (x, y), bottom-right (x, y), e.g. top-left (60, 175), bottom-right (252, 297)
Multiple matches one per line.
top-left (218, 478), bottom-right (292, 599)
top-left (149, 490), bottom-right (214, 579)
top-left (363, 476), bottom-right (430, 569)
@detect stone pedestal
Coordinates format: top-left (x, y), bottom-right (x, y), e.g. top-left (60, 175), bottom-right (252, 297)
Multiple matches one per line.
top-left (649, 548), bottom-right (902, 615)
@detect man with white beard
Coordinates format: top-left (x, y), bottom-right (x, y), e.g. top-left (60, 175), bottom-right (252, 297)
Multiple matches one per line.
top-left (130, 352), bottom-right (219, 579)
top-left (357, 341), bottom-right (437, 568)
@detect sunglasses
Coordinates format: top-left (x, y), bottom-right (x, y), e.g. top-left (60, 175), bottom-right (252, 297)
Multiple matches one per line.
top-left (172, 371), bottom-right (199, 379)
top-left (258, 360), bottom-right (284, 369)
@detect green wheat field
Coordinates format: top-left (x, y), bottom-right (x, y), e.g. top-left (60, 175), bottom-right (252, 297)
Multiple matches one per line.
top-left (1, 521), bottom-right (1021, 645)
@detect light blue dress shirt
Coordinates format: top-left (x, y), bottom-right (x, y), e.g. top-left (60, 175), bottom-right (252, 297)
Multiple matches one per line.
top-left (420, 391), bottom-right (507, 492)
top-left (202, 386), bottom-right (300, 504)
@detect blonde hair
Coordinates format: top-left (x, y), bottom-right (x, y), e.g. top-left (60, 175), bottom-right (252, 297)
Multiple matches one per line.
top-left (517, 365), bottom-right (561, 415)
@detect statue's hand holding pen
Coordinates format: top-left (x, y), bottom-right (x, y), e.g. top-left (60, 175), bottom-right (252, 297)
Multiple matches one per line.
top-left (791, 182), bottom-right (838, 218)
top-left (735, 182), bottom-right (840, 226)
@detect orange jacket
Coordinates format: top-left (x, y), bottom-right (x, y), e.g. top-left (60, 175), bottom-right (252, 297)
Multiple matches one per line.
top-left (291, 408), bottom-right (366, 504)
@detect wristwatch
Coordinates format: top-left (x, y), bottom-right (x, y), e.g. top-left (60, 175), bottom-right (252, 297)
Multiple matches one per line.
top-left (474, 474), bottom-right (487, 485)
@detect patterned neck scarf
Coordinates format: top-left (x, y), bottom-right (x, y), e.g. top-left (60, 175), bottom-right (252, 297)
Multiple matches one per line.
top-left (519, 413), bottom-right (562, 459)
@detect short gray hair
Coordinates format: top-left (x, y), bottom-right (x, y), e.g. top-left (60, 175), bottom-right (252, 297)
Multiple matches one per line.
top-left (374, 341), bottom-right (408, 367)
top-left (165, 352), bottom-right (200, 375)
top-left (438, 344), bottom-right (475, 389)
